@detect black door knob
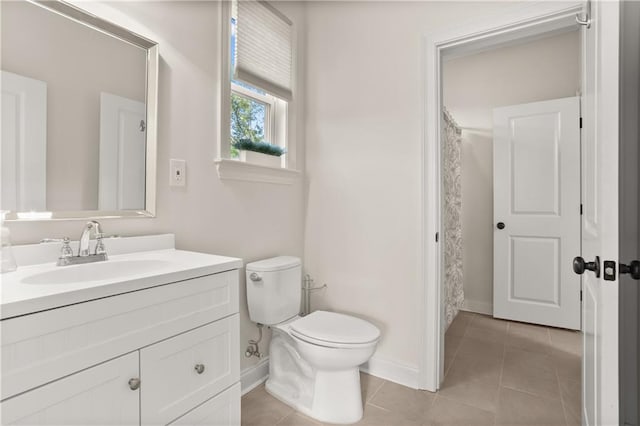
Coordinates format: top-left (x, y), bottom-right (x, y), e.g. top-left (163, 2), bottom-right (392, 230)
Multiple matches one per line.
top-left (573, 256), bottom-right (601, 278)
top-left (497, 222), bottom-right (505, 230)
top-left (619, 260), bottom-right (640, 280)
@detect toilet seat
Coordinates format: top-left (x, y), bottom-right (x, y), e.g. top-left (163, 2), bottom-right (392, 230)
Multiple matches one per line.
top-left (289, 310), bottom-right (380, 348)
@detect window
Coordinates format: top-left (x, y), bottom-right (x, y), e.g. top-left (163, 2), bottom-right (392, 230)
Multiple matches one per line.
top-left (217, 1), bottom-right (298, 183)
top-left (229, 4), bottom-right (289, 164)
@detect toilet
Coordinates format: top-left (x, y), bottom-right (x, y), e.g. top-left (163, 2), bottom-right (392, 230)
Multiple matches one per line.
top-left (246, 256), bottom-right (380, 424)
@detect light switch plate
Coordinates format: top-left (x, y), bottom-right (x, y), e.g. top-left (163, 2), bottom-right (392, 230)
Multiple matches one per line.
top-left (169, 159), bottom-right (186, 187)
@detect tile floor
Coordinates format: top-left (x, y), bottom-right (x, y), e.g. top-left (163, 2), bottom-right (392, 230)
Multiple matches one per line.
top-left (241, 312), bottom-right (582, 426)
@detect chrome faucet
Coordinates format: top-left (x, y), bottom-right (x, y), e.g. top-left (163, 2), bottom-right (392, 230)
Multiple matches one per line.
top-left (78, 221), bottom-right (103, 257)
top-left (41, 221), bottom-right (109, 266)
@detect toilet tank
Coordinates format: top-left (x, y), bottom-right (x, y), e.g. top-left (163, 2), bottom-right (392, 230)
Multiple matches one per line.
top-left (246, 256), bottom-right (302, 325)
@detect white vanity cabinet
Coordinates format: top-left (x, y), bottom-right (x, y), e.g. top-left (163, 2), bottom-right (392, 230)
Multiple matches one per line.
top-left (1, 267), bottom-right (241, 426)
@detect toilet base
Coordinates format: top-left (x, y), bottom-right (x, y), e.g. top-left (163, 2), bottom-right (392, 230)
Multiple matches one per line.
top-left (266, 368), bottom-right (363, 424)
top-left (266, 330), bottom-right (365, 424)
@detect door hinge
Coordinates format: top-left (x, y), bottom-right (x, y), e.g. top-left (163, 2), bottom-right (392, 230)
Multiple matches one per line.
top-left (435, 232), bottom-right (439, 243)
top-left (580, 204), bottom-right (583, 215)
top-left (580, 290), bottom-right (583, 301)
top-left (579, 117), bottom-right (583, 129)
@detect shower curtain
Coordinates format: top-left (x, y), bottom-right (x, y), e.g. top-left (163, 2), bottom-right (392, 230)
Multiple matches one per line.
top-left (443, 108), bottom-right (464, 328)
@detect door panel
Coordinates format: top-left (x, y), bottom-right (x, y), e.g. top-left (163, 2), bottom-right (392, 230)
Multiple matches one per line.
top-left (494, 96), bottom-right (581, 329)
top-left (580, 1), bottom-right (620, 424)
top-left (510, 237), bottom-right (560, 305)
top-left (511, 114), bottom-right (560, 214)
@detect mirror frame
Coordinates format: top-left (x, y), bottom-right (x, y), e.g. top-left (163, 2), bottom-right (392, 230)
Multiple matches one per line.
top-left (4, 0), bottom-right (159, 222)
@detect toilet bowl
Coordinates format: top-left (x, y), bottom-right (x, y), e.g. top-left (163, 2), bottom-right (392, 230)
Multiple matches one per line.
top-left (265, 311), bottom-right (380, 424)
top-left (245, 257), bottom-right (380, 424)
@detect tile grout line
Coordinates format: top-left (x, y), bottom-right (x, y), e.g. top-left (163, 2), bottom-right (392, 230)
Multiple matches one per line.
top-left (436, 393), bottom-right (497, 417)
top-left (365, 400), bottom-right (393, 412)
top-left (493, 322), bottom-right (510, 426)
top-left (547, 324), bottom-right (572, 426)
top-left (365, 378), bottom-right (386, 404)
top-left (442, 312), bottom-right (471, 379)
top-left (445, 318), bottom-right (468, 377)
top-left (500, 383), bottom-right (566, 403)
top-left (554, 355), bottom-right (572, 426)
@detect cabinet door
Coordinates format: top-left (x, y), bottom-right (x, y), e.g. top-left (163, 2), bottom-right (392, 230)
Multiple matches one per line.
top-left (141, 315), bottom-right (240, 425)
top-left (169, 383), bottom-right (240, 426)
top-left (1, 352), bottom-right (139, 426)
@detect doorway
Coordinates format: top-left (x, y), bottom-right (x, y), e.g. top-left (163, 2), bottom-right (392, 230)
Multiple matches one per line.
top-left (437, 29), bottom-right (583, 422)
top-left (419, 2), bottom-right (587, 393)
top-left (422, 2), bottom-right (622, 424)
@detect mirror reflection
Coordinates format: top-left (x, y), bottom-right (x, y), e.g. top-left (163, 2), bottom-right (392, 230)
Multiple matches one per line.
top-left (1, 0), bottom-right (150, 215)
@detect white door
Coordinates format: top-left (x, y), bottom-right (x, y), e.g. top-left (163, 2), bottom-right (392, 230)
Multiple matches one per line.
top-left (580, 1), bottom-right (620, 424)
top-left (1, 70), bottom-right (47, 212)
top-left (0, 352), bottom-right (139, 425)
top-left (99, 92), bottom-right (146, 211)
top-left (493, 97), bottom-right (581, 330)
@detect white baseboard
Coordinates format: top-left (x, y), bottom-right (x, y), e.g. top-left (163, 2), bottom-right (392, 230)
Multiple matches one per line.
top-left (462, 300), bottom-right (493, 316)
top-left (360, 356), bottom-right (420, 390)
top-left (240, 356), bottom-right (270, 395)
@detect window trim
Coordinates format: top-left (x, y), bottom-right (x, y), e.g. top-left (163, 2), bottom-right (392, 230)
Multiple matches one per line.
top-left (216, 1), bottom-right (299, 184)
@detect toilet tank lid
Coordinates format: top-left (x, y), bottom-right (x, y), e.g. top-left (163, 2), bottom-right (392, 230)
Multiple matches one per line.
top-left (291, 311), bottom-right (380, 344)
top-left (246, 256), bottom-right (301, 272)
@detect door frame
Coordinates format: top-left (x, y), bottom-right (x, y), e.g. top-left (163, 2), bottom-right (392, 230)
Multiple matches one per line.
top-left (419, 1), bottom-right (584, 391)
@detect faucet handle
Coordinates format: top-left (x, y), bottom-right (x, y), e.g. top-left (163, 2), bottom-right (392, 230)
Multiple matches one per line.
top-left (60, 238), bottom-right (74, 258)
top-left (94, 233), bottom-right (107, 256)
top-left (41, 238), bottom-right (74, 260)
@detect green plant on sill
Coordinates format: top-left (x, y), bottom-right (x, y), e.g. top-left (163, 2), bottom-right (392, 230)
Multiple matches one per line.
top-left (233, 139), bottom-right (286, 157)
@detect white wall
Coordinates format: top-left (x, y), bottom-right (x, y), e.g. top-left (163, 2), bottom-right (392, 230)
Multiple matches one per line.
top-left (1, 1), bottom-right (146, 211)
top-left (303, 1), bottom-right (530, 377)
top-left (442, 31), bottom-right (580, 314)
top-left (4, 0), bottom-right (306, 374)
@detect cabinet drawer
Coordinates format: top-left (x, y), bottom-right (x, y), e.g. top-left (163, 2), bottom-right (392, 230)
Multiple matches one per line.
top-left (141, 315), bottom-right (240, 425)
top-left (169, 383), bottom-right (240, 426)
top-left (1, 270), bottom-right (239, 400)
top-left (1, 352), bottom-right (139, 426)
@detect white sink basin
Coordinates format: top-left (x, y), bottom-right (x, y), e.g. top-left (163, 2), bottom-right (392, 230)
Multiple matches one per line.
top-left (21, 259), bottom-right (172, 285)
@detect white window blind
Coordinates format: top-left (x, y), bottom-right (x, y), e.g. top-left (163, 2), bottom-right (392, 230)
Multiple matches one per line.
top-left (235, 1), bottom-right (293, 101)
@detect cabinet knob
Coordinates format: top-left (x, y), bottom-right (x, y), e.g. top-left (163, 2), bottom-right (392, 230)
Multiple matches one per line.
top-left (128, 377), bottom-right (141, 390)
top-left (194, 364), bottom-right (205, 374)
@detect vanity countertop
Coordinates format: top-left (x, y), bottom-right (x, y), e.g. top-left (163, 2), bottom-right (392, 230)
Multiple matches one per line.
top-left (1, 245), bottom-right (242, 320)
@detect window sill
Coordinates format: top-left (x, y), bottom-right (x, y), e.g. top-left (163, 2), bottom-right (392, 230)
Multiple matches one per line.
top-left (215, 158), bottom-right (301, 185)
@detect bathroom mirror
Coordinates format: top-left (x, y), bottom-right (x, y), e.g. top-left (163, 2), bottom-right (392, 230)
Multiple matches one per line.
top-left (1, 0), bottom-right (158, 221)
